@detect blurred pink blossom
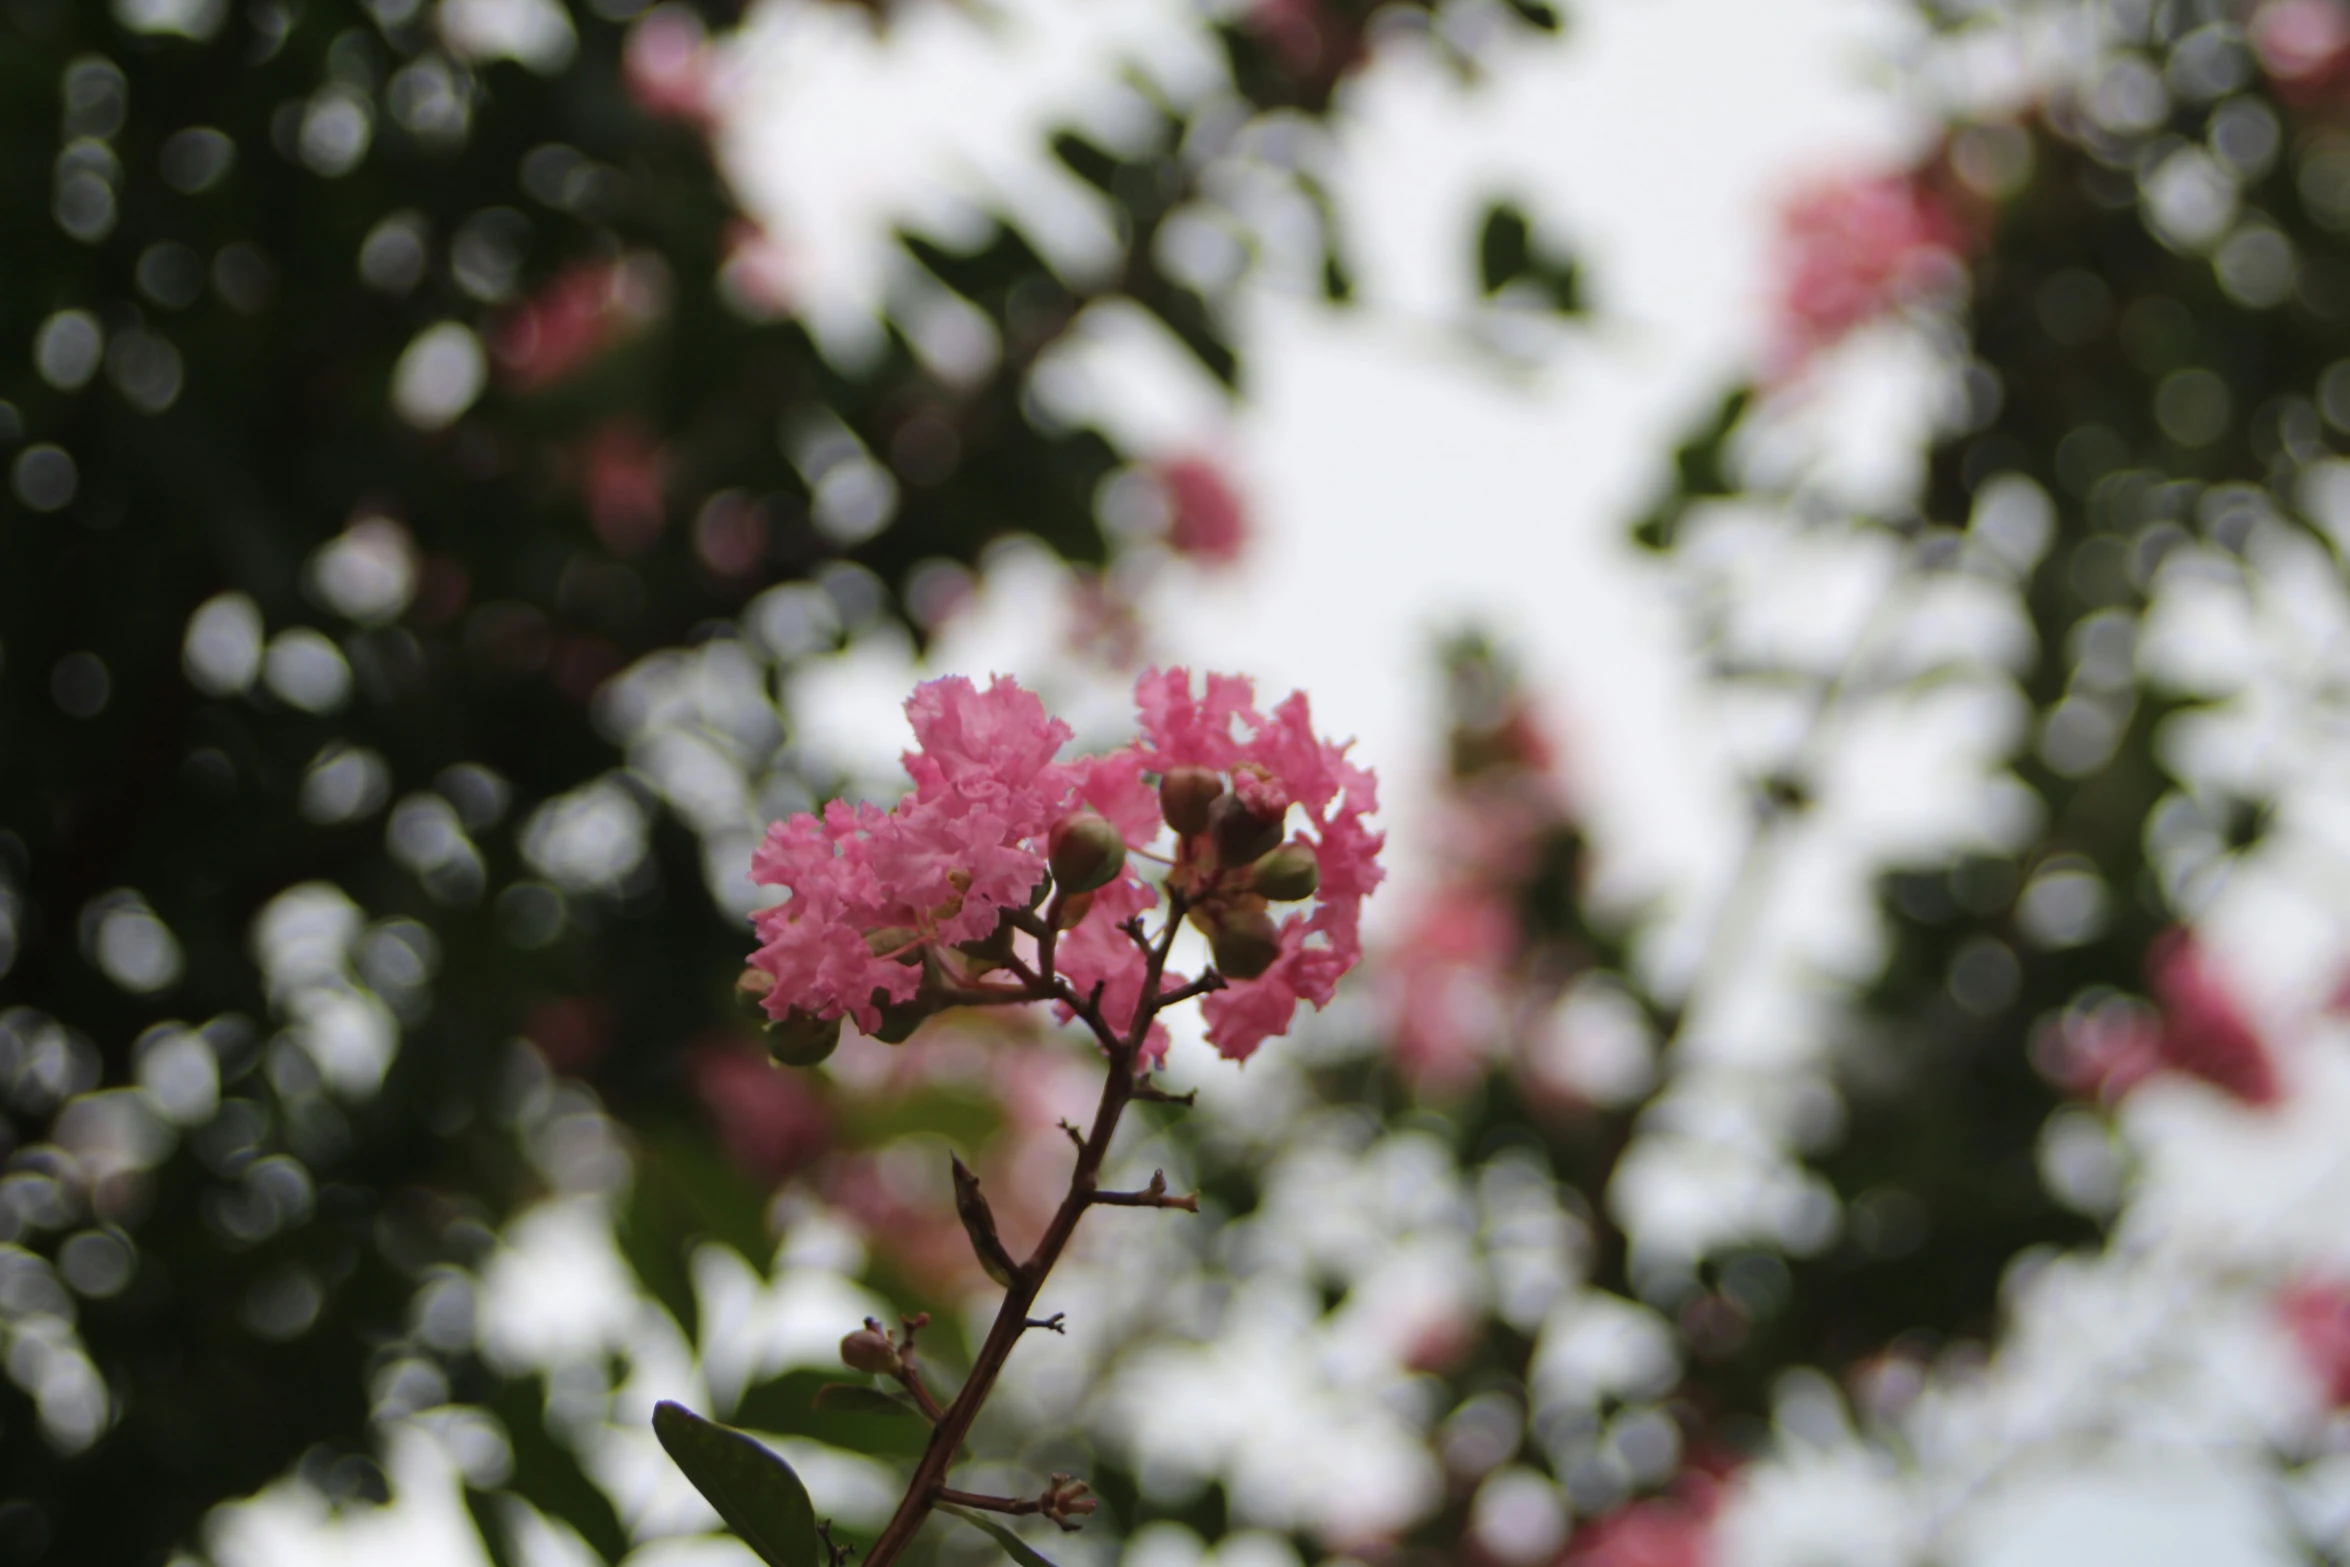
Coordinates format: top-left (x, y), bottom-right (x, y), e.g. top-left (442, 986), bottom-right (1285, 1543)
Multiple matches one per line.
top-left (493, 258), bottom-right (664, 391)
top-left (625, 4), bottom-right (718, 126)
top-left (2252, 0), bottom-right (2350, 89)
top-left (2283, 1279), bottom-right (2350, 1405)
top-left (1770, 172), bottom-right (1967, 375)
top-left (689, 1038), bottom-right (829, 1183)
top-left (1156, 454), bottom-right (1250, 567)
top-left (2048, 929), bottom-right (2280, 1107)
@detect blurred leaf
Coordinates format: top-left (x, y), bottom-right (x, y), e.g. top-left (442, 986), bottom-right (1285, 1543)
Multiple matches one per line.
top-left (653, 1401), bottom-right (821, 1567)
top-left (811, 1382), bottom-right (924, 1420)
top-left (732, 1369), bottom-right (930, 1459)
top-left (489, 1380), bottom-right (631, 1565)
top-left (464, 1489), bottom-right (520, 1567)
top-left (1501, 0), bottom-right (1564, 31)
top-left (1631, 386), bottom-right (1752, 551)
top-left (943, 1504), bottom-right (1063, 1567)
top-left (838, 1086), bottom-right (1002, 1150)
top-left (1478, 204), bottom-right (1532, 296)
top-left (1049, 131), bottom-right (1122, 194)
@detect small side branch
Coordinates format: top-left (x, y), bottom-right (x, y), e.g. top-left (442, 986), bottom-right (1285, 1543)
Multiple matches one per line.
top-left (1023, 1312), bottom-right (1067, 1335)
top-left (819, 1519), bottom-right (859, 1567)
top-left (1086, 1169), bottom-right (1199, 1212)
top-left (1152, 972), bottom-right (1226, 1009)
top-left (936, 1489), bottom-right (1039, 1517)
top-left (1131, 1077), bottom-right (1197, 1107)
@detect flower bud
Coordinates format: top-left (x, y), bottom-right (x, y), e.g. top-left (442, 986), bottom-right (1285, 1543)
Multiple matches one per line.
top-left (1208, 907), bottom-right (1281, 980)
top-left (1048, 811), bottom-right (1126, 895)
top-left (736, 968), bottom-right (776, 1001)
top-left (956, 915), bottom-right (1016, 972)
top-left (1208, 792), bottom-right (1285, 868)
top-left (872, 993), bottom-right (934, 1044)
top-left (864, 926), bottom-right (924, 965)
top-left (1053, 889), bottom-right (1095, 930)
top-left (766, 1008), bottom-right (843, 1067)
top-left (1159, 766), bottom-right (1225, 835)
top-left (840, 1327), bottom-right (901, 1377)
top-left (1248, 843), bottom-right (1319, 902)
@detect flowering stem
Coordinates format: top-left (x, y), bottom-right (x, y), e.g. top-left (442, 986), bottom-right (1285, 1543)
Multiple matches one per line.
top-left (859, 892), bottom-right (1197, 1567)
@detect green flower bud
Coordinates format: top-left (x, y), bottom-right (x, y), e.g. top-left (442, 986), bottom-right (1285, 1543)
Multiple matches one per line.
top-left (1048, 811), bottom-right (1126, 895)
top-left (1249, 842), bottom-right (1320, 902)
top-left (1208, 907), bottom-right (1281, 980)
top-left (766, 1009), bottom-right (842, 1067)
top-left (1053, 888), bottom-right (1095, 930)
top-left (871, 993), bottom-right (934, 1044)
top-left (1209, 792), bottom-right (1285, 868)
top-left (1159, 766), bottom-right (1225, 835)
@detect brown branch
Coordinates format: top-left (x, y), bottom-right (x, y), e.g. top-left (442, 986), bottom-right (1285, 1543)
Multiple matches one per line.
top-left (936, 1489), bottom-right (1040, 1517)
top-left (858, 893), bottom-right (1206, 1567)
top-left (1152, 972), bottom-right (1227, 1009)
top-left (1088, 1168), bottom-right (1199, 1212)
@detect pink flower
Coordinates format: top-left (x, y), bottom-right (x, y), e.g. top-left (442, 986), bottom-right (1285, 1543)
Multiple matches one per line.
top-left (748, 668), bottom-right (1379, 1059)
top-left (493, 258), bottom-right (664, 392)
top-left (1136, 670), bottom-right (1383, 1060)
top-left (2146, 929), bottom-right (2281, 1105)
top-left (1771, 172), bottom-right (1967, 376)
top-left (1570, 1465), bottom-right (1731, 1567)
top-left (2253, 0), bottom-right (2350, 87)
top-left (1156, 454), bottom-right (1250, 567)
top-left (719, 221), bottom-right (796, 320)
top-left (688, 1037), bottom-right (828, 1183)
top-left (903, 675), bottom-right (1074, 831)
top-left (2045, 929), bottom-right (2280, 1107)
top-left (625, 4), bottom-right (718, 126)
top-left (2284, 1279), bottom-right (2350, 1406)
top-left (580, 419), bottom-right (667, 556)
top-left (1386, 886), bottom-right (1519, 1088)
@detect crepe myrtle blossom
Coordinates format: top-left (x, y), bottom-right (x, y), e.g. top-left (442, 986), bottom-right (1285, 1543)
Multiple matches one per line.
top-left (660, 672), bottom-right (1381, 1567)
top-left (743, 667), bottom-right (1381, 1064)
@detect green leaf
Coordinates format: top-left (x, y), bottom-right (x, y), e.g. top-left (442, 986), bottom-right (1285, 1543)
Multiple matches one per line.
top-left (463, 1488), bottom-right (519, 1567)
top-left (811, 1382), bottom-right (923, 1419)
top-left (653, 1401), bottom-right (822, 1567)
top-left (943, 1504), bottom-right (1064, 1567)
top-left (733, 1369), bottom-right (929, 1459)
top-left (1478, 203), bottom-right (1532, 295)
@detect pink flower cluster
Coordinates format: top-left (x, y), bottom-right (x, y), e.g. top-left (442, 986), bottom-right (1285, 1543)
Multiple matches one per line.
top-left (747, 669), bottom-right (1380, 1063)
top-left (1771, 172), bottom-right (1968, 376)
top-left (2046, 929), bottom-right (2281, 1107)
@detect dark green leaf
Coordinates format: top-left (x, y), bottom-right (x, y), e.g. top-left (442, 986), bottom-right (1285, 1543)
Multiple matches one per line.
top-left (812, 1382), bottom-right (924, 1419)
top-left (943, 1504), bottom-right (1064, 1567)
top-left (653, 1401), bottom-right (821, 1567)
top-left (1478, 203), bottom-right (1532, 295)
top-left (733, 1369), bottom-right (934, 1459)
top-left (464, 1489), bottom-right (519, 1567)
